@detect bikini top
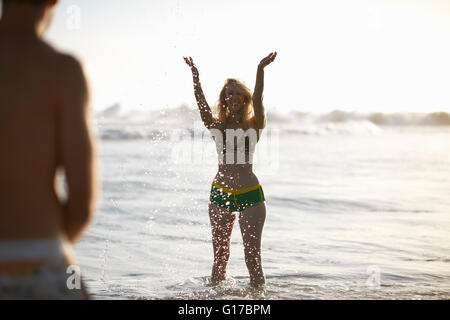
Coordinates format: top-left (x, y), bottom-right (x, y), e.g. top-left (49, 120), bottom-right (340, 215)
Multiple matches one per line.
top-left (212, 129), bottom-right (258, 164)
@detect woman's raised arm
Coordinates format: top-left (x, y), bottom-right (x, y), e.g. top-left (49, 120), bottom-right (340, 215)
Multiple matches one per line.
top-left (252, 52), bottom-right (277, 129)
top-left (183, 56), bottom-right (216, 129)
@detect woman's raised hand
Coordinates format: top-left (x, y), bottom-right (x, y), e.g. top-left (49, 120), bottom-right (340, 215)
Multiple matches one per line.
top-left (183, 56), bottom-right (199, 79)
top-left (258, 52), bottom-right (277, 70)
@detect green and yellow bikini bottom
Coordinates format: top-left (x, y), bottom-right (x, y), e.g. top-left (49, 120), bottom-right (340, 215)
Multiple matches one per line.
top-left (210, 180), bottom-right (266, 212)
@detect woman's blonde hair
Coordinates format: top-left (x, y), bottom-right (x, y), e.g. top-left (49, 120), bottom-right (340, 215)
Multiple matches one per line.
top-left (213, 78), bottom-right (253, 127)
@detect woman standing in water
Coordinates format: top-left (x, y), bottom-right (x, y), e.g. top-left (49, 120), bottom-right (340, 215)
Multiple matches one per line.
top-left (183, 52), bottom-right (277, 287)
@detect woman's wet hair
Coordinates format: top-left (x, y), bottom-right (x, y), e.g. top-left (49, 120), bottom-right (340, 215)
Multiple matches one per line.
top-left (214, 78), bottom-right (254, 126)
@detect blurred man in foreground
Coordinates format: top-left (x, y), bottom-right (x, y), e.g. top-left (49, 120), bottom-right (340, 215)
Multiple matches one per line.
top-left (0, 0), bottom-right (98, 299)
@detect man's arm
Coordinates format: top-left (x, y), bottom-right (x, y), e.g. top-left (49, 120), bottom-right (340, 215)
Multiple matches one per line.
top-left (57, 55), bottom-right (98, 244)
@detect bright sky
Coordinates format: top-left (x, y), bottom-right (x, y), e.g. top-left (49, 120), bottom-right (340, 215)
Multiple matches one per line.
top-left (2, 0), bottom-right (450, 113)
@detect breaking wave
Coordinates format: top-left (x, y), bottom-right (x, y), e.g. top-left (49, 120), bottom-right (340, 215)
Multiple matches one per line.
top-left (94, 104), bottom-right (450, 140)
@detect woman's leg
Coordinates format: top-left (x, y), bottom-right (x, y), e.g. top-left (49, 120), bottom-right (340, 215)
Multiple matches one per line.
top-left (239, 202), bottom-right (266, 287)
top-left (209, 203), bottom-right (236, 284)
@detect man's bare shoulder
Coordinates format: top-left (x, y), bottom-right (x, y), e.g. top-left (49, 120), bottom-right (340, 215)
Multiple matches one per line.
top-left (56, 53), bottom-right (84, 77)
top-left (40, 44), bottom-right (88, 102)
top-left (27, 38), bottom-right (83, 80)
top-left (45, 46), bottom-right (84, 80)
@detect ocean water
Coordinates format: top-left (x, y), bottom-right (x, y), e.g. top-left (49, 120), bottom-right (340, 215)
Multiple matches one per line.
top-left (72, 106), bottom-right (450, 300)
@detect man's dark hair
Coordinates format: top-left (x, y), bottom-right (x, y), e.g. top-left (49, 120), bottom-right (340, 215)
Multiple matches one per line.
top-left (3, 0), bottom-right (49, 5)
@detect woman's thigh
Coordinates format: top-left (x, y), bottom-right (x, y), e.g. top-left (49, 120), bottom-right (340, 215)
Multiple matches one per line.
top-left (209, 203), bottom-right (235, 247)
top-left (239, 202), bottom-right (266, 249)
